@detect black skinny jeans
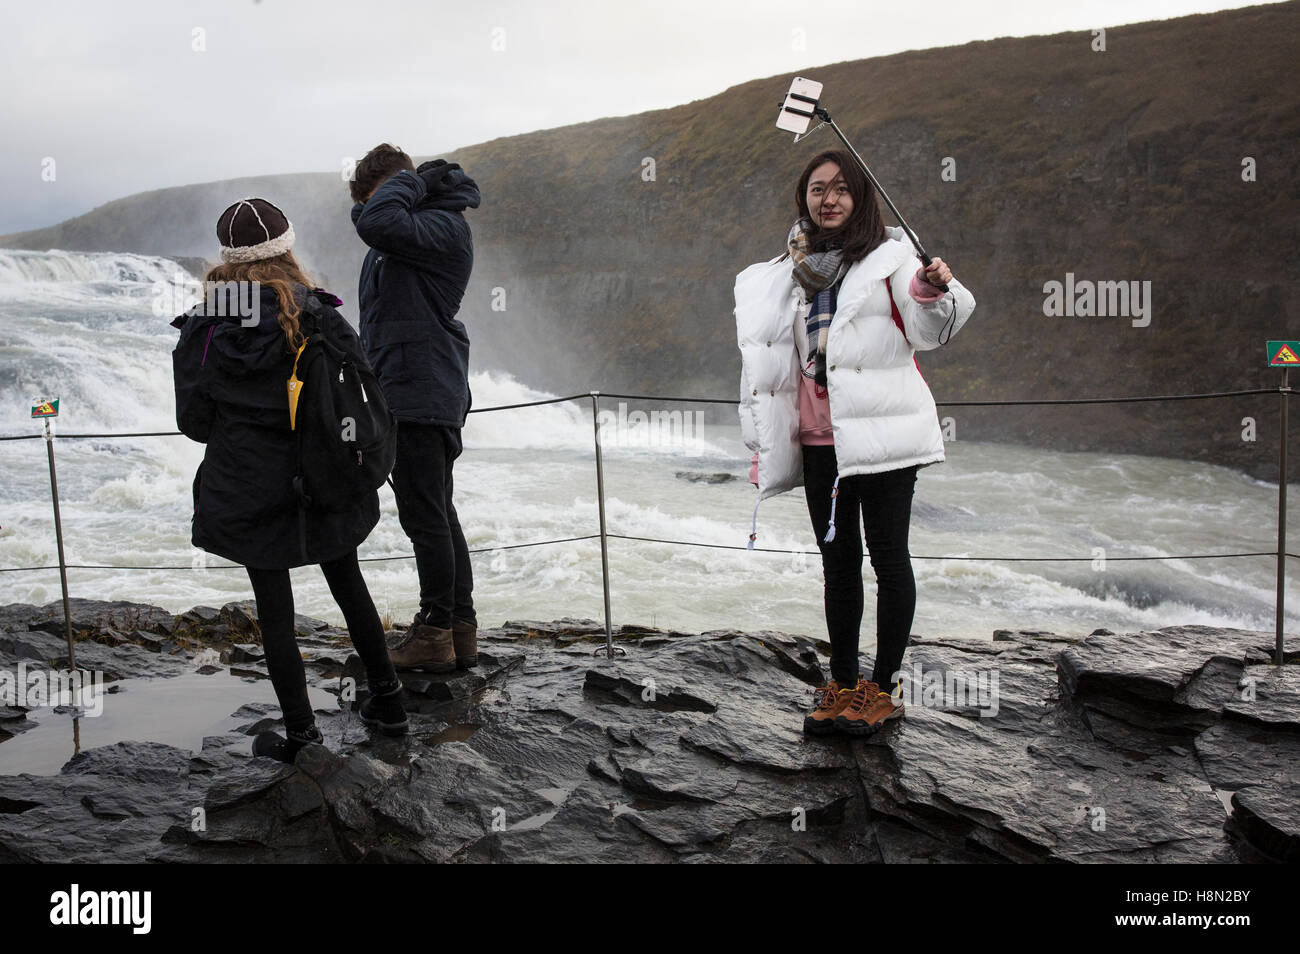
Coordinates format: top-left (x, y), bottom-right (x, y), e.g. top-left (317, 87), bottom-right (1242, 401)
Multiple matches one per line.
top-left (390, 422), bottom-right (476, 629)
top-left (246, 549), bottom-right (397, 733)
top-left (802, 444), bottom-right (919, 689)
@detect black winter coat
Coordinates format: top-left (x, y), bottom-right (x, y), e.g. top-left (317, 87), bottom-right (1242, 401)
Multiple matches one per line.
top-left (351, 168), bottom-right (479, 427)
top-left (172, 285), bottom-right (379, 569)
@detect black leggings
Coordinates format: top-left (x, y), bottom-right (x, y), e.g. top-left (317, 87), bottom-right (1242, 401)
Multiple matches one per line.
top-left (246, 548), bottom-right (397, 732)
top-left (802, 444), bottom-right (918, 689)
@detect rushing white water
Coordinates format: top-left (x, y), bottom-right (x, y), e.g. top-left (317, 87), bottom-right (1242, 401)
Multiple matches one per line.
top-left (1, 249), bottom-right (1296, 645)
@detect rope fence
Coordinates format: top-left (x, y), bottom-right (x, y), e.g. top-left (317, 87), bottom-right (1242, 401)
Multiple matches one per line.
top-left (0, 384), bottom-right (1286, 445)
top-left (4, 382), bottom-right (1294, 663)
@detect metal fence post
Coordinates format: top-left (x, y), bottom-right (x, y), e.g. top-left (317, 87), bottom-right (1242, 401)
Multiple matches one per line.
top-left (589, 392), bottom-right (616, 657)
top-left (43, 418), bottom-right (76, 670)
top-left (1277, 367), bottom-right (1290, 666)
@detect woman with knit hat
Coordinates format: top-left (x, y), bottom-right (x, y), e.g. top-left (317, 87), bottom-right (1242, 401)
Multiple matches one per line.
top-left (173, 197), bottom-right (407, 762)
top-left (734, 151), bottom-right (976, 737)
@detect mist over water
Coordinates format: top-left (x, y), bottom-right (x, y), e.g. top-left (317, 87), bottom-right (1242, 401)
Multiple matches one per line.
top-left (1, 250), bottom-right (1296, 647)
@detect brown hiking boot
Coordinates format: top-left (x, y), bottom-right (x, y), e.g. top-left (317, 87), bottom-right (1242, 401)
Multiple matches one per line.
top-left (387, 617), bottom-right (455, 673)
top-left (452, 618), bottom-right (478, 669)
top-left (803, 679), bottom-right (859, 735)
top-left (834, 680), bottom-right (904, 736)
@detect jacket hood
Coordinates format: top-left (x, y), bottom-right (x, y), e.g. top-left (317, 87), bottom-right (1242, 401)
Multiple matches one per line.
top-left (420, 168), bottom-right (481, 212)
top-left (178, 283), bottom-right (302, 374)
top-left (348, 169), bottom-right (482, 226)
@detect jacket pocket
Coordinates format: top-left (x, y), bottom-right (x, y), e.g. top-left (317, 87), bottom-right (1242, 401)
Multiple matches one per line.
top-left (399, 342), bottom-right (435, 383)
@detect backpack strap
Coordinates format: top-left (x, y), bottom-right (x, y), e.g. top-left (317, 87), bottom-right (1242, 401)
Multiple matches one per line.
top-left (884, 275), bottom-right (908, 345)
top-left (288, 335), bottom-right (312, 561)
top-left (886, 275), bottom-right (926, 377)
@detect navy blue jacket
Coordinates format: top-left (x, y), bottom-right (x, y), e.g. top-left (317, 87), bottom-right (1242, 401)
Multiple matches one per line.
top-left (351, 168), bottom-right (479, 427)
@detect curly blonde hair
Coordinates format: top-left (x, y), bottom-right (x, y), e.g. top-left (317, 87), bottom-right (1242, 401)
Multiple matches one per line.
top-left (204, 251), bottom-right (313, 351)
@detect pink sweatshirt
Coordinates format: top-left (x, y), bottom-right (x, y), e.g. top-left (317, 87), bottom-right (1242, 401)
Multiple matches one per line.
top-left (797, 267), bottom-right (944, 443)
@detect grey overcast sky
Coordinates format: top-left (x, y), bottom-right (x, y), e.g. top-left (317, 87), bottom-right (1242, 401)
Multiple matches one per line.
top-left (0, 0), bottom-right (1272, 234)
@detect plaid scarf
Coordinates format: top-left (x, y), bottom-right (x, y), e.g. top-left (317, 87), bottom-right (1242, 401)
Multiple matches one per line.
top-left (787, 218), bottom-right (846, 387)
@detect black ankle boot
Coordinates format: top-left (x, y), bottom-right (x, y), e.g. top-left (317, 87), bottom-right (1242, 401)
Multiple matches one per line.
top-left (359, 680), bottom-right (409, 737)
top-left (252, 723), bottom-right (323, 763)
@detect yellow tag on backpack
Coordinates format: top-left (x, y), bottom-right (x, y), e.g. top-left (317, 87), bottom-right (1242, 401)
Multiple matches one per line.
top-left (287, 338), bottom-right (308, 430)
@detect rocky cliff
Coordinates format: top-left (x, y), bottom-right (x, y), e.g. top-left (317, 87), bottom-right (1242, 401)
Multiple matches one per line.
top-left (0, 599), bottom-right (1295, 863)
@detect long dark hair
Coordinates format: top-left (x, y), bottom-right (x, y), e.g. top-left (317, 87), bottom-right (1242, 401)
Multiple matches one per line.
top-left (791, 149), bottom-right (887, 264)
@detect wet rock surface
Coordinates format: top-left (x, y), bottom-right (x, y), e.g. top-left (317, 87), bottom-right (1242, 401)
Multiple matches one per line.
top-left (0, 602), bottom-right (1295, 863)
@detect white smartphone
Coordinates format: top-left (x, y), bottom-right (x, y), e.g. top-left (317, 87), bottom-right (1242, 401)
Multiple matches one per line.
top-left (776, 76), bottom-right (823, 136)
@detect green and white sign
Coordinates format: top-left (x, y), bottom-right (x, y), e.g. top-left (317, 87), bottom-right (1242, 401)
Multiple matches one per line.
top-left (31, 398), bottom-right (59, 418)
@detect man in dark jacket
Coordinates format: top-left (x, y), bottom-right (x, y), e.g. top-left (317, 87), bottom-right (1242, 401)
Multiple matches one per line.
top-left (350, 143), bottom-right (481, 672)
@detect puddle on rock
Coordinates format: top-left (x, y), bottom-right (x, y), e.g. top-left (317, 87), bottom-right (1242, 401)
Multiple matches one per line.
top-left (419, 723), bottom-right (481, 746)
top-left (0, 671), bottom-right (334, 777)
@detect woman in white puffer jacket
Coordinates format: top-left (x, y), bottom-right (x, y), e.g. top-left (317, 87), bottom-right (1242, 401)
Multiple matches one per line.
top-left (734, 149), bottom-right (975, 738)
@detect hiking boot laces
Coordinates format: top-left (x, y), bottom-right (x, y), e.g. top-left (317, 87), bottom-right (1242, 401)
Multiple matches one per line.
top-left (844, 681), bottom-right (878, 714)
top-left (813, 683), bottom-right (842, 711)
top-left (389, 628), bottom-right (418, 651)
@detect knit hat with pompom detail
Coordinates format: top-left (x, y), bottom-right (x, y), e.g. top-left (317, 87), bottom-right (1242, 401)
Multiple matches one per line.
top-left (216, 198), bottom-right (296, 263)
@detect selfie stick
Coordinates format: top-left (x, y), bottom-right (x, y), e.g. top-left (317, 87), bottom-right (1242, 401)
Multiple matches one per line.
top-left (779, 86), bottom-right (949, 293)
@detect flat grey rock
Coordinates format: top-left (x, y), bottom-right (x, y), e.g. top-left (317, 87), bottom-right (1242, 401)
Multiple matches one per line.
top-left (0, 600), bottom-right (1295, 863)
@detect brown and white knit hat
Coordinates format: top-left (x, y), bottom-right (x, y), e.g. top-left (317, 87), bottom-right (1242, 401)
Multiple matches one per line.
top-left (216, 198), bottom-right (296, 263)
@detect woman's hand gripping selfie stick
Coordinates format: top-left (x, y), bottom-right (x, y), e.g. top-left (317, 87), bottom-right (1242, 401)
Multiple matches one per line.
top-left (777, 76), bottom-right (949, 293)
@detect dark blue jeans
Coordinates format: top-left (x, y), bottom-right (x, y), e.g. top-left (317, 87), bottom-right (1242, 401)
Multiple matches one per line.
top-left (802, 444), bottom-right (918, 689)
top-left (390, 422), bottom-right (476, 629)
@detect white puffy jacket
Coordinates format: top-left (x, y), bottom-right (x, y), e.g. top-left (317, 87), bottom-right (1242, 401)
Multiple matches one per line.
top-left (734, 226), bottom-right (975, 514)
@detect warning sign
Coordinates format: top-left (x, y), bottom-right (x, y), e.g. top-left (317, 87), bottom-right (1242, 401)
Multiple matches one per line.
top-left (1267, 341), bottom-right (1300, 367)
top-left (31, 398), bottom-right (59, 418)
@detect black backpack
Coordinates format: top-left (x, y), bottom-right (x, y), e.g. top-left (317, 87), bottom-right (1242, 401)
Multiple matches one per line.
top-left (288, 294), bottom-right (397, 514)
